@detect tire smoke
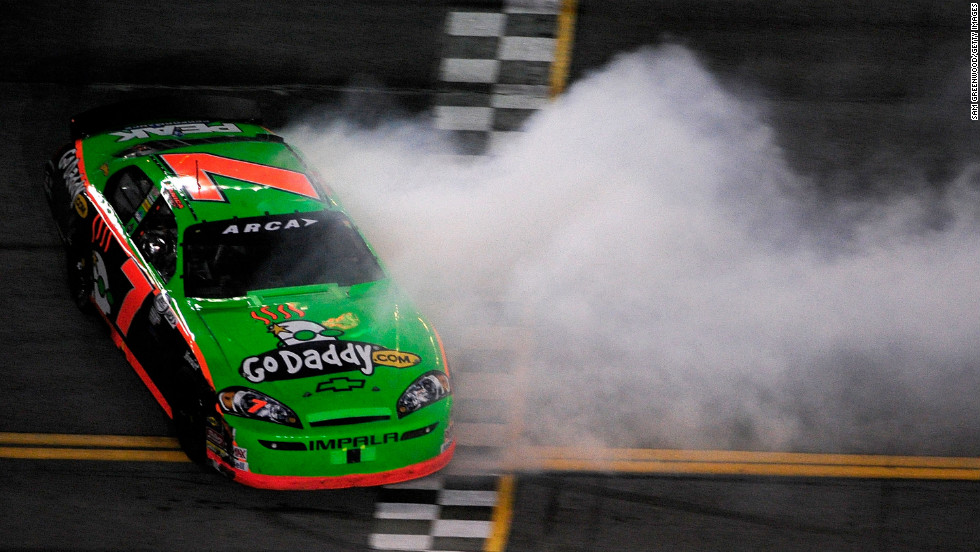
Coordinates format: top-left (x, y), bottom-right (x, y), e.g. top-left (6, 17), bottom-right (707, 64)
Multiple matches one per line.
top-left (288, 46), bottom-right (980, 455)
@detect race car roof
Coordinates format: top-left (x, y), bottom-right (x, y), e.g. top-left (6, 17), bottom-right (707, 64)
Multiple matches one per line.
top-left (78, 121), bottom-right (336, 225)
top-left (69, 96), bottom-right (262, 140)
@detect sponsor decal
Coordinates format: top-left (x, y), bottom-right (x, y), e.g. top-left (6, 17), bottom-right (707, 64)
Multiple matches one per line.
top-left (239, 320), bottom-right (422, 383)
top-left (250, 303), bottom-right (305, 325)
top-left (128, 189), bottom-right (160, 232)
top-left (164, 188), bottom-right (184, 210)
top-left (372, 350), bottom-right (421, 369)
top-left (92, 251), bottom-right (113, 314)
top-left (324, 312), bottom-right (359, 331)
top-left (241, 338), bottom-right (375, 382)
top-left (221, 218), bottom-right (317, 234)
top-left (271, 320), bottom-right (337, 346)
top-left (73, 194), bottom-right (89, 218)
top-left (316, 377), bottom-right (365, 393)
top-left (260, 424), bottom-right (438, 452)
top-left (57, 149), bottom-right (86, 199)
top-left (206, 427), bottom-right (228, 457)
top-left (91, 216), bottom-right (112, 252)
top-left (206, 417), bottom-right (234, 459)
top-left (233, 445), bottom-right (247, 461)
top-left (148, 292), bottom-right (177, 329)
top-left (309, 433), bottom-right (399, 451)
top-left (110, 122), bottom-right (242, 142)
top-left (183, 350), bottom-right (201, 372)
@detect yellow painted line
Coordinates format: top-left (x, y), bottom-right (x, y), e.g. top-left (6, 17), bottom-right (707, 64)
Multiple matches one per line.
top-left (536, 459), bottom-right (980, 481)
top-left (527, 447), bottom-right (980, 468)
top-left (549, 0), bottom-right (578, 98)
top-left (0, 446), bottom-right (190, 462)
top-left (484, 474), bottom-right (515, 552)
top-left (509, 447), bottom-right (980, 481)
top-left (0, 432), bottom-right (180, 449)
top-left (0, 432), bottom-right (186, 462)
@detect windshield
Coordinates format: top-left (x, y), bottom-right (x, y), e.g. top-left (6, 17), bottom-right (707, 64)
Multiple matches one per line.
top-left (182, 210), bottom-right (383, 298)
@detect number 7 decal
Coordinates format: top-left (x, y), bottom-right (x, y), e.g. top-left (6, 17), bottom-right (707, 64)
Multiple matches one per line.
top-left (93, 252), bottom-right (154, 337)
top-left (160, 153), bottom-right (319, 202)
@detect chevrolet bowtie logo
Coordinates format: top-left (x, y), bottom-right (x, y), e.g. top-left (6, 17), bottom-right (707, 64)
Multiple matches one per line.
top-left (316, 377), bottom-right (366, 393)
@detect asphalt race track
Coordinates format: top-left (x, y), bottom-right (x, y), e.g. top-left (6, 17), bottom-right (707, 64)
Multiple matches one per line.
top-left (1, 1), bottom-right (978, 550)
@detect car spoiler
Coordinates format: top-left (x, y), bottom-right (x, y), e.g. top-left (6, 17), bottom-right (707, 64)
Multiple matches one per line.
top-left (69, 95), bottom-right (263, 140)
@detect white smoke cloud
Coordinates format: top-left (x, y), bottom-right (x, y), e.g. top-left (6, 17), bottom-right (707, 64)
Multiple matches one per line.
top-left (287, 45), bottom-right (980, 455)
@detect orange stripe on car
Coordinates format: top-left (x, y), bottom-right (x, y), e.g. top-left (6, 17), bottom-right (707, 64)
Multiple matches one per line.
top-left (75, 140), bottom-right (216, 401)
top-left (101, 309), bottom-right (173, 419)
top-left (433, 328), bottom-right (450, 378)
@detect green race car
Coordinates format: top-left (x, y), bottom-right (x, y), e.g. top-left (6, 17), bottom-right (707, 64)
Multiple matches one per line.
top-left (42, 97), bottom-right (454, 489)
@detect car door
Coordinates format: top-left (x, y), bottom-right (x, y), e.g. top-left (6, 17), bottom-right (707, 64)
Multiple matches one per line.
top-left (94, 166), bottom-right (186, 408)
top-left (127, 193), bottom-right (187, 355)
top-left (91, 166), bottom-right (159, 341)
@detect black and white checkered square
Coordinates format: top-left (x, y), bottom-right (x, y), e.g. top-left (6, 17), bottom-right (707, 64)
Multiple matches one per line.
top-left (369, 475), bottom-right (500, 551)
top-left (368, 4), bottom-right (561, 550)
top-left (435, 1), bottom-right (560, 156)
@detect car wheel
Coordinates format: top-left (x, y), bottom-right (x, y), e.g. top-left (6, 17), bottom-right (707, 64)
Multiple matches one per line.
top-left (42, 165), bottom-right (55, 203)
top-left (43, 163), bottom-right (73, 242)
top-left (174, 375), bottom-right (211, 465)
top-left (65, 247), bottom-right (93, 313)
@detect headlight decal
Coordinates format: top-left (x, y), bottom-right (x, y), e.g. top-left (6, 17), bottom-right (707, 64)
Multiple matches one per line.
top-left (396, 371), bottom-right (451, 418)
top-left (217, 386), bottom-right (302, 428)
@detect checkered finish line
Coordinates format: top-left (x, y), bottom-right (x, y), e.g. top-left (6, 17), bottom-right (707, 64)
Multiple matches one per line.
top-left (369, 475), bottom-right (500, 552)
top-left (435, 0), bottom-right (560, 156)
top-left (370, 3), bottom-right (561, 551)
top-left (435, 0), bottom-right (563, 470)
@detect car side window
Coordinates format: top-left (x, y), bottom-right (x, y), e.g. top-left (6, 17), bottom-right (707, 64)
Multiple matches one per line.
top-left (133, 198), bottom-right (177, 282)
top-left (104, 167), bottom-right (154, 223)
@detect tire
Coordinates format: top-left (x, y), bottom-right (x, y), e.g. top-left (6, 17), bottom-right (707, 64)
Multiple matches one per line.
top-left (173, 373), bottom-right (212, 465)
top-left (43, 162), bottom-right (72, 243)
top-left (42, 163), bottom-right (55, 203)
top-left (65, 246), bottom-right (93, 313)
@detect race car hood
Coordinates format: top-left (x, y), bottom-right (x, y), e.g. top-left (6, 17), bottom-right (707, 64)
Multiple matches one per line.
top-left (183, 279), bottom-right (444, 424)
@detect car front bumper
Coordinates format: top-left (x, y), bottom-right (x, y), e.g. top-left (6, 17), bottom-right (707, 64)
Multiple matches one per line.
top-left (206, 440), bottom-right (455, 490)
top-left (204, 404), bottom-right (455, 489)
